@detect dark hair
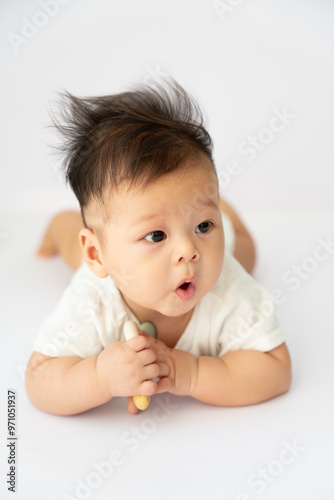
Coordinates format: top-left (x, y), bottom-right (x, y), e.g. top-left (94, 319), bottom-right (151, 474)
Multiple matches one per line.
top-left (51, 79), bottom-right (215, 225)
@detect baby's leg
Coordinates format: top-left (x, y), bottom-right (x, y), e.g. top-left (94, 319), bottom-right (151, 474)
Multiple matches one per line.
top-left (219, 198), bottom-right (256, 274)
top-left (37, 211), bottom-right (83, 271)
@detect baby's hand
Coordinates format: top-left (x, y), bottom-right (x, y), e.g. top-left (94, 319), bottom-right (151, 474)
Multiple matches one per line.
top-left (96, 335), bottom-right (169, 400)
top-left (144, 335), bottom-right (199, 398)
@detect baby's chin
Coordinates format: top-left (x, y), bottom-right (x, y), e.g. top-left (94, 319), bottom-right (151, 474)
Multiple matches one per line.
top-left (124, 296), bottom-right (194, 320)
top-left (122, 278), bottom-right (216, 319)
top-left (153, 295), bottom-right (201, 319)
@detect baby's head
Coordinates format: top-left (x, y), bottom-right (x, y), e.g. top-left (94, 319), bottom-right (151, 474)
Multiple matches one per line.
top-left (54, 80), bottom-right (225, 319)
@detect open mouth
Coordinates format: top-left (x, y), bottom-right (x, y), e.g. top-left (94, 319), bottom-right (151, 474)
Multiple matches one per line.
top-left (175, 278), bottom-right (196, 301)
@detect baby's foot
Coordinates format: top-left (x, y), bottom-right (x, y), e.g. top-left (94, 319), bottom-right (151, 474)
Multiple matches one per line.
top-left (36, 211), bottom-right (69, 258)
top-left (36, 226), bottom-right (58, 258)
top-left (36, 211), bottom-right (83, 269)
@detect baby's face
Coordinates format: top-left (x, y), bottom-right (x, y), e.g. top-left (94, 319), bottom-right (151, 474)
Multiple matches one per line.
top-left (99, 154), bottom-right (225, 320)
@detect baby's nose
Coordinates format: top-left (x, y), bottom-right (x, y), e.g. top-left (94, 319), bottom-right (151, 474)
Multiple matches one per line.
top-left (175, 238), bottom-right (200, 263)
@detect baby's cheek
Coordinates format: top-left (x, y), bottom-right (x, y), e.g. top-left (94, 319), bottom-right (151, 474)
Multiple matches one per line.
top-left (207, 246), bottom-right (224, 285)
top-left (117, 268), bottom-right (153, 299)
top-left (109, 265), bottom-right (138, 292)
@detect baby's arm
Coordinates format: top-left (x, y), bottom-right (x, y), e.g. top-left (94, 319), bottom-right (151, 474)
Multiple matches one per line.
top-left (26, 335), bottom-right (168, 415)
top-left (26, 352), bottom-right (111, 415)
top-left (192, 343), bottom-right (291, 405)
top-left (156, 343), bottom-right (291, 406)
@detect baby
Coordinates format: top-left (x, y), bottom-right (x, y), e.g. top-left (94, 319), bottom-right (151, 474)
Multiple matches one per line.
top-left (26, 80), bottom-right (291, 415)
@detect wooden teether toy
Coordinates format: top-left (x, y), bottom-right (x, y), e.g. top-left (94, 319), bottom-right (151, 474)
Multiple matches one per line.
top-left (124, 320), bottom-right (156, 411)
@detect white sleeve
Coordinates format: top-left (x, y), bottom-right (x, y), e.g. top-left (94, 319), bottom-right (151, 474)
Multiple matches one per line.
top-left (215, 255), bottom-right (286, 356)
top-left (33, 264), bottom-right (126, 358)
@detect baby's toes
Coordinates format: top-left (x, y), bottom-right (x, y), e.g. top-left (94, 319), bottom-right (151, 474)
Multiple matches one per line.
top-left (36, 230), bottom-right (58, 258)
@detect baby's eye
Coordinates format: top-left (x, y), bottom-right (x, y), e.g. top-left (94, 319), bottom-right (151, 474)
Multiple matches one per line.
top-left (195, 221), bottom-right (212, 234)
top-left (144, 231), bottom-right (166, 243)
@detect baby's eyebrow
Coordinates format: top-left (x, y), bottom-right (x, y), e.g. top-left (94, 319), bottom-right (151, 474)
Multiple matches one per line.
top-left (189, 197), bottom-right (219, 211)
top-left (131, 197), bottom-right (218, 226)
top-left (131, 213), bottom-right (158, 226)
top-left (201, 198), bottom-right (218, 208)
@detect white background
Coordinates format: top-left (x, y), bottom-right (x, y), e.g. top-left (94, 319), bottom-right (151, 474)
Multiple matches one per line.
top-left (0, 1), bottom-right (334, 499)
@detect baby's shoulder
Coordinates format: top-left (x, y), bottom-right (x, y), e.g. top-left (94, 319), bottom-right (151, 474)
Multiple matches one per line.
top-left (63, 263), bottom-right (121, 308)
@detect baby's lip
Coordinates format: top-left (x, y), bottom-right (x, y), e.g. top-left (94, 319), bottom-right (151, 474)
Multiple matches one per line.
top-left (175, 277), bottom-right (197, 301)
top-left (175, 276), bottom-right (197, 290)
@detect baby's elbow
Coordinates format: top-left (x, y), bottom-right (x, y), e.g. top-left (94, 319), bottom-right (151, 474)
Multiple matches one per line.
top-left (279, 361), bottom-right (292, 397)
top-left (25, 354), bottom-right (39, 407)
top-left (25, 351), bottom-right (52, 409)
top-left (269, 343), bottom-right (292, 396)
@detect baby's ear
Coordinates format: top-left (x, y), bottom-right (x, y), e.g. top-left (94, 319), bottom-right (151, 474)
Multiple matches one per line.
top-left (79, 228), bottom-right (108, 278)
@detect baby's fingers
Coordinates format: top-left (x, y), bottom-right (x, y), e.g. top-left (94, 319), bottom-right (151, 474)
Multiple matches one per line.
top-left (126, 334), bottom-right (151, 352)
top-left (155, 375), bottom-right (173, 394)
top-left (137, 348), bottom-right (157, 367)
top-left (127, 397), bottom-right (139, 415)
top-left (141, 361), bottom-right (170, 384)
top-left (137, 379), bottom-right (158, 396)
top-left (142, 363), bottom-right (161, 382)
top-left (157, 362), bottom-right (170, 378)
